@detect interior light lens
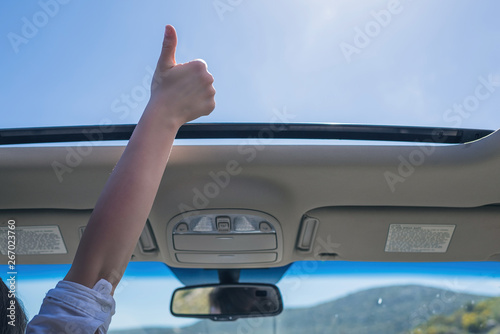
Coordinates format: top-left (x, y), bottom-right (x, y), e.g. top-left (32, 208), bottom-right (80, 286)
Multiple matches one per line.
top-left (234, 216), bottom-right (256, 231)
top-left (192, 216), bottom-right (214, 232)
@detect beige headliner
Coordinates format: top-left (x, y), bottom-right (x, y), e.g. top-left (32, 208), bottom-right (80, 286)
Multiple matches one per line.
top-left (1, 129), bottom-right (500, 268)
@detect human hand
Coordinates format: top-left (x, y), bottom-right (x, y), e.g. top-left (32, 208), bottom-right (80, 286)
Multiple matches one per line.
top-left (146, 25), bottom-right (216, 129)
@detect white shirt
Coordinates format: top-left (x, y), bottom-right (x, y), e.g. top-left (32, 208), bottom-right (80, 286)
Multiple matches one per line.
top-left (26, 279), bottom-right (116, 334)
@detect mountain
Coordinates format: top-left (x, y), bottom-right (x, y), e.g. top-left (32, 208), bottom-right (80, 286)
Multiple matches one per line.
top-left (276, 285), bottom-right (488, 334)
top-left (109, 285), bottom-right (489, 334)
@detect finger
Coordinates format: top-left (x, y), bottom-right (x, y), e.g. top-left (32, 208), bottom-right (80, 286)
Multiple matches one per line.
top-left (157, 25), bottom-right (177, 71)
top-left (195, 59), bottom-right (214, 76)
top-left (192, 59), bottom-right (208, 69)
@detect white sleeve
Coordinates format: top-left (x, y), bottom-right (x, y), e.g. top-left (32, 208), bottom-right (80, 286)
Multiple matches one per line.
top-left (26, 279), bottom-right (116, 334)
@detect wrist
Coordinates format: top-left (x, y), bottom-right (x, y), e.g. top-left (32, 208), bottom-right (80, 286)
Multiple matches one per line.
top-left (142, 101), bottom-right (184, 132)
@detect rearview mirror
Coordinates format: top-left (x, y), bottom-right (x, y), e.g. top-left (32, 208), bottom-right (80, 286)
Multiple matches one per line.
top-left (170, 284), bottom-right (283, 321)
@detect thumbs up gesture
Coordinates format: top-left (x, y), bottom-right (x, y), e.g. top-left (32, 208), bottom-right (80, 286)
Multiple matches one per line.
top-left (147, 25), bottom-right (216, 128)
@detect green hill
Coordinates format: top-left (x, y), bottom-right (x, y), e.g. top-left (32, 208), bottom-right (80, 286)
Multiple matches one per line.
top-left (110, 285), bottom-right (491, 334)
top-left (411, 296), bottom-right (500, 334)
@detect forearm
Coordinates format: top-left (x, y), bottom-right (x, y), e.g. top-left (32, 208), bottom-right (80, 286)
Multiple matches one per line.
top-left (65, 105), bottom-right (180, 290)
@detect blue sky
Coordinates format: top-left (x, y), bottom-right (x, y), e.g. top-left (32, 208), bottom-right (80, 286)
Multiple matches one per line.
top-left (1, 0), bottom-right (500, 131)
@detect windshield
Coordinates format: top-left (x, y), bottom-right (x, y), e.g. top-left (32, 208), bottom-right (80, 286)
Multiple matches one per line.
top-left (2, 0), bottom-right (500, 130)
top-left (6, 261), bottom-right (500, 333)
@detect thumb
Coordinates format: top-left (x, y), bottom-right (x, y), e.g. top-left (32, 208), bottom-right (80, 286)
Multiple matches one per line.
top-left (157, 25), bottom-right (177, 71)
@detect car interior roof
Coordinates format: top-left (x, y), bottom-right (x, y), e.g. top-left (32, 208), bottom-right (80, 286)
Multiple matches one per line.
top-left (1, 129), bottom-right (500, 272)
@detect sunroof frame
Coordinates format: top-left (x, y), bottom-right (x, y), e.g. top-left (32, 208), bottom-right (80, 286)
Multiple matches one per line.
top-left (0, 123), bottom-right (493, 145)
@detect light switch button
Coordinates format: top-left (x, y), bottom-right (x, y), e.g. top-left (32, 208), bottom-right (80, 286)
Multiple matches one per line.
top-left (259, 222), bottom-right (273, 232)
top-left (176, 223), bottom-right (189, 233)
top-left (216, 216), bottom-right (231, 232)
